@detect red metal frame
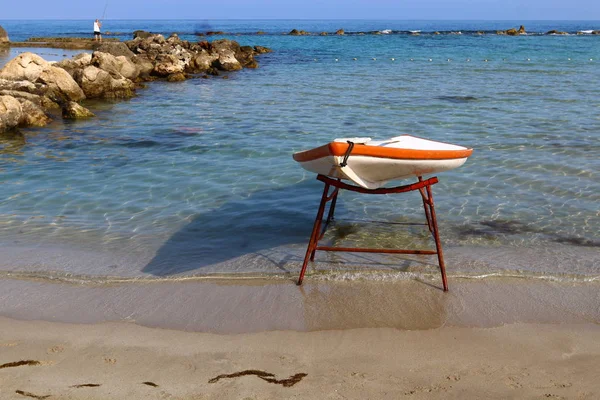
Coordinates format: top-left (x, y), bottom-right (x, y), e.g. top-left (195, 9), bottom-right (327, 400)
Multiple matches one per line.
top-left (297, 174), bottom-right (448, 291)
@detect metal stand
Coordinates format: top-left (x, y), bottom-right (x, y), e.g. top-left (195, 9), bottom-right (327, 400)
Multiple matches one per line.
top-left (297, 174), bottom-right (448, 291)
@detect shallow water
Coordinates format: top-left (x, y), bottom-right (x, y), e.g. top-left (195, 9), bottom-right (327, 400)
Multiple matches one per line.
top-left (0, 20), bottom-right (598, 284)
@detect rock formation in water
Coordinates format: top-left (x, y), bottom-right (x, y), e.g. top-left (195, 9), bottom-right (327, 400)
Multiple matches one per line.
top-left (0, 28), bottom-right (271, 133)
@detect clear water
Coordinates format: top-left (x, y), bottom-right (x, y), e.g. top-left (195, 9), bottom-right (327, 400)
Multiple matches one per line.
top-left (0, 20), bottom-right (598, 283)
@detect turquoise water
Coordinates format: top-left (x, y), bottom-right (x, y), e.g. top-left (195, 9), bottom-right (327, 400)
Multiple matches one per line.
top-left (0, 20), bottom-right (598, 283)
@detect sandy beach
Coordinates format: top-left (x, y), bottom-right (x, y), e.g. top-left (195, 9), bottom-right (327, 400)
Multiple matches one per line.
top-left (1, 277), bottom-right (599, 399)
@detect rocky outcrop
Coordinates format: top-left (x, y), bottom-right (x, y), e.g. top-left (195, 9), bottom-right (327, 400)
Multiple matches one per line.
top-left (0, 95), bottom-right (22, 132)
top-left (505, 28), bottom-right (519, 36)
top-left (62, 101), bottom-right (95, 119)
top-left (335, 29), bottom-right (345, 35)
top-left (17, 98), bottom-right (51, 127)
top-left (289, 29), bottom-right (309, 36)
top-left (0, 52), bottom-right (85, 102)
top-left (0, 52), bottom-right (49, 81)
top-left (0, 25), bottom-right (8, 44)
top-left (133, 30), bottom-right (154, 39)
top-left (546, 30), bottom-right (568, 35)
top-left (593, 30), bottom-right (600, 35)
top-left (518, 25), bottom-right (526, 34)
top-left (38, 65), bottom-right (86, 103)
top-left (0, 34), bottom-right (270, 133)
top-left (73, 65), bottom-right (135, 99)
top-left (91, 51), bottom-right (140, 81)
top-left (95, 42), bottom-right (135, 58)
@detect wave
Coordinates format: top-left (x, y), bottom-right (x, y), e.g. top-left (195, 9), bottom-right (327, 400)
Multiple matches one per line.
top-left (2, 269), bottom-right (598, 286)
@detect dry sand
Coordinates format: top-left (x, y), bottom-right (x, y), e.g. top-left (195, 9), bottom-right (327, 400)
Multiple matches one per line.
top-left (1, 277), bottom-right (599, 399)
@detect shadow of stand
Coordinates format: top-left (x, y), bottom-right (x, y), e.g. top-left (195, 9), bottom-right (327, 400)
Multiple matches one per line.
top-left (142, 181), bottom-right (323, 276)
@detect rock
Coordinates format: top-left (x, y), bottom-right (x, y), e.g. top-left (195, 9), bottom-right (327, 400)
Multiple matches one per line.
top-left (133, 30), bottom-right (154, 39)
top-left (210, 39), bottom-right (244, 71)
top-left (505, 28), bottom-right (519, 36)
top-left (62, 101), bottom-right (95, 119)
top-left (497, 30), bottom-right (506, 35)
top-left (256, 31), bottom-right (265, 35)
top-left (166, 72), bottom-right (186, 82)
top-left (38, 65), bottom-right (86, 103)
top-left (0, 52), bottom-right (84, 103)
top-left (0, 90), bottom-right (58, 110)
top-left (320, 32), bottom-right (328, 36)
top-left (335, 29), bottom-right (345, 35)
top-left (289, 29), bottom-right (309, 36)
top-left (153, 54), bottom-right (185, 76)
top-left (593, 30), bottom-right (600, 35)
top-left (518, 25), bottom-right (526, 34)
top-left (0, 78), bottom-right (39, 93)
top-left (236, 46), bottom-right (258, 68)
top-left (253, 46), bottom-right (272, 54)
top-left (0, 95), bottom-right (22, 133)
top-left (188, 51), bottom-right (218, 73)
top-left (434, 32), bottom-right (440, 35)
top-left (96, 42), bottom-right (135, 58)
top-left (0, 52), bottom-right (49, 81)
top-left (54, 53), bottom-right (93, 76)
top-left (0, 25), bottom-right (8, 44)
top-left (131, 55), bottom-right (154, 78)
top-left (91, 51), bottom-right (140, 80)
top-left (17, 98), bottom-right (51, 127)
top-left (73, 65), bottom-right (135, 99)
top-left (546, 30), bottom-right (568, 35)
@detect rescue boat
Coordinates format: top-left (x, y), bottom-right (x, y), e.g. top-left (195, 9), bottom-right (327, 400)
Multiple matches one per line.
top-left (293, 135), bottom-right (473, 189)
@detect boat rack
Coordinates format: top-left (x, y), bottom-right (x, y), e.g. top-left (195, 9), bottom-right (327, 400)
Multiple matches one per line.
top-left (297, 174), bottom-right (448, 291)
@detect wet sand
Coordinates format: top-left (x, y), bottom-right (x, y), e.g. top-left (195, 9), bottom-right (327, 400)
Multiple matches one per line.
top-left (1, 277), bottom-right (599, 398)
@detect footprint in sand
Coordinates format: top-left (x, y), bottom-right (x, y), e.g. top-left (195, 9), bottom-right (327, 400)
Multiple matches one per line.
top-left (46, 345), bottom-right (64, 354)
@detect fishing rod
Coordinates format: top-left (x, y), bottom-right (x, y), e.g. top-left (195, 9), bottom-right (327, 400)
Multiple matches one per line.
top-left (101, 1), bottom-right (108, 21)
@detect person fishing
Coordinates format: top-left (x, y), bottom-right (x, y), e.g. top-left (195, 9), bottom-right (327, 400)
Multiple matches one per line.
top-left (93, 19), bottom-right (102, 42)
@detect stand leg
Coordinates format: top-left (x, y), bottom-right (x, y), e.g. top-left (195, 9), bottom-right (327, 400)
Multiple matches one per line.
top-left (426, 185), bottom-right (448, 292)
top-left (298, 182), bottom-right (330, 285)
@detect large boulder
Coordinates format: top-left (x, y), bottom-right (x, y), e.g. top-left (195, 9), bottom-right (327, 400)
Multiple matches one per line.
top-left (518, 25), bottom-right (526, 34)
top-left (73, 65), bottom-right (135, 99)
top-left (188, 50), bottom-right (218, 73)
top-left (55, 52), bottom-right (93, 76)
top-left (505, 28), bottom-right (519, 36)
top-left (38, 65), bottom-right (86, 103)
top-left (62, 101), bottom-right (95, 119)
top-left (0, 52), bottom-right (84, 103)
top-left (211, 39), bottom-right (243, 71)
top-left (0, 25), bottom-right (8, 44)
top-left (0, 52), bottom-right (49, 81)
top-left (91, 51), bottom-right (140, 81)
top-left (95, 42), bottom-right (135, 58)
top-left (0, 95), bottom-right (22, 133)
top-left (153, 54), bottom-right (185, 76)
top-left (131, 55), bottom-right (154, 78)
top-left (17, 98), bottom-right (52, 127)
top-left (133, 30), bottom-right (154, 39)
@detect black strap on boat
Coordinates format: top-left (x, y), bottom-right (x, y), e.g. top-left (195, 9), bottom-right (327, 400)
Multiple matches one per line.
top-left (339, 141), bottom-right (355, 167)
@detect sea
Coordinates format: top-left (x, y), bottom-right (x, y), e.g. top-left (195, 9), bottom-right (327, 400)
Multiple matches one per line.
top-left (0, 20), bottom-right (598, 286)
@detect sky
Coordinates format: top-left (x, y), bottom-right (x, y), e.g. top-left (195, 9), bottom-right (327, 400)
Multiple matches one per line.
top-left (1, 0), bottom-right (599, 20)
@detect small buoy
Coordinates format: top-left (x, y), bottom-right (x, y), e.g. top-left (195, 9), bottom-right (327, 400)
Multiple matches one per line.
top-left (314, 59), bottom-right (317, 61)
top-left (568, 58), bottom-right (571, 61)
top-left (484, 59), bottom-right (488, 62)
top-left (353, 58), bottom-right (357, 61)
top-left (428, 58), bottom-right (432, 62)
top-left (466, 58), bottom-right (470, 62)
top-left (590, 58), bottom-right (594, 61)
top-left (372, 57), bottom-right (377, 60)
top-left (447, 58), bottom-right (451, 62)
top-left (335, 58), bottom-right (338, 62)
top-left (410, 58), bottom-right (414, 61)
top-left (527, 58), bottom-right (531, 61)
top-left (390, 58), bottom-right (395, 61)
